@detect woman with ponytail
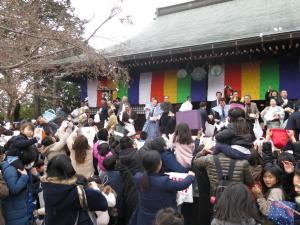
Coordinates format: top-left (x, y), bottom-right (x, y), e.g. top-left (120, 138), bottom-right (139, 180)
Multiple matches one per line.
top-left (129, 150), bottom-right (195, 225)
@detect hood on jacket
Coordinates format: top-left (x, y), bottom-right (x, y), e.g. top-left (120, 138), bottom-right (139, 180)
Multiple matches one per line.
top-left (41, 176), bottom-right (79, 210)
top-left (1, 158), bottom-right (25, 171)
top-left (1, 161), bottom-right (11, 171)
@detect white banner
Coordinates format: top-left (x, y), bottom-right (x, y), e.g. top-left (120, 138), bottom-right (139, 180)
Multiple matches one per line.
top-left (87, 79), bottom-right (98, 107)
top-left (139, 72), bottom-right (152, 104)
top-left (166, 172), bottom-right (193, 205)
top-left (207, 65), bottom-right (225, 101)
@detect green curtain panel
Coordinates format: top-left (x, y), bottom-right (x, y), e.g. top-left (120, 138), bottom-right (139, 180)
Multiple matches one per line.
top-left (177, 73), bottom-right (191, 103)
top-left (260, 59), bottom-right (280, 100)
top-left (118, 80), bottom-right (128, 98)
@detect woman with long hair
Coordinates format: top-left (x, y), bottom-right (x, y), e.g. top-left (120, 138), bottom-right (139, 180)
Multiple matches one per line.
top-left (42, 154), bottom-right (108, 225)
top-left (129, 150), bottom-right (194, 225)
top-left (68, 133), bottom-right (94, 179)
top-left (212, 182), bottom-right (260, 225)
top-left (252, 164), bottom-right (284, 217)
top-left (172, 123), bottom-right (195, 169)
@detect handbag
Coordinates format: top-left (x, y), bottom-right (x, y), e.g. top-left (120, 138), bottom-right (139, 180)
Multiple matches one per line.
top-left (76, 185), bottom-right (97, 225)
top-left (253, 119), bottom-right (263, 139)
top-left (270, 129), bottom-right (288, 149)
top-left (268, 201), bottom-right (299, 225)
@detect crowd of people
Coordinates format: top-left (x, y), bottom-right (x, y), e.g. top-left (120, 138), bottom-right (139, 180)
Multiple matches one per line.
top-left (0, 86), bottom-right (300, 225)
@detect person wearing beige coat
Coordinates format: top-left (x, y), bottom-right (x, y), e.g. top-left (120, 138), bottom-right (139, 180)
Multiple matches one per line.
top-left (40, 128), bottom-right (72, 166)
top-left (67, 131), bottom-right (94, 179)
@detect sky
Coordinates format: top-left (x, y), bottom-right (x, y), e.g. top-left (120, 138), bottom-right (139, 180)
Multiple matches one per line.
top-left (71, 0), bottom-right (190, 49)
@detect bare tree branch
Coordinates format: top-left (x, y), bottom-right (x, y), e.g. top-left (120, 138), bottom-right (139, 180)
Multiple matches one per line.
top-left (85, 8), bottom-right (120, 42)
top-left (0, 47), bottom-right (75, 70)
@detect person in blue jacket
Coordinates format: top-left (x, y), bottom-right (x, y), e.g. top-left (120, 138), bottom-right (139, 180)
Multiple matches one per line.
top-left (2, 147), bottom-right (38, 225)
top-left (129, 150), bottom-right (195, 225)
top-left (42, 154), bottom-right (108, 225)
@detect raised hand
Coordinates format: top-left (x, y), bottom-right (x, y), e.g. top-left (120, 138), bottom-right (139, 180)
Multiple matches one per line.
top-left (282, 160), bottom-right (295, 174)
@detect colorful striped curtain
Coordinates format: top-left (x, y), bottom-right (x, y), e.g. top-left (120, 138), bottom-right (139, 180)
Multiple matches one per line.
top-left (83, 57), bottom-right (300, 105)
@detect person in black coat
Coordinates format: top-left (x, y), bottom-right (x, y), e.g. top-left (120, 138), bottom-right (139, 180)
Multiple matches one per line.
top-left (159, 96), bottom-right (174, 135)
top-left (198, 102), bottom-right (208, 132)
top-left (103, 155), bottom-right (139, 225)
top-left (286, 101), bottom-right (300, 141)
top-left (100, 99), bottom-right (109, 123)
top-left (265, 88), bottom-right (280, 107)
top-left (118, 137), bottom-right (143, 175)
top-left (277, 90), bottom-right (293, 108)
top-left (277, 90), bottom-right (294, 121)
top-left (5, 122), bottom-right (38, 159)
top-left (215, 108), bottom-right (253, 149)
top-left (292, 169), bottom-right (300, 225)
top-left (42, 154), bottom-right (108, 225)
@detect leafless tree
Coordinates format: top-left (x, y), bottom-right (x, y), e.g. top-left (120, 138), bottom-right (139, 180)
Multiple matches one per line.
top-left (0, 0), bottom-right (129, 121)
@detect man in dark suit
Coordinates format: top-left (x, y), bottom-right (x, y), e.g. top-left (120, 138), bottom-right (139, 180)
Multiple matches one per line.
top-left (210, 91), bottom-right (223, 108)
top-left (286, 100), bottom-right (300, 141)
top-left (278, 90), bottom-right (294, 121)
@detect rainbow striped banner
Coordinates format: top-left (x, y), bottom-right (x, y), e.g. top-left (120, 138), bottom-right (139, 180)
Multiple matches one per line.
top-left (118, 70), bottom-right (207, 104)
top-left (207, 58), bottom-right (300, 101)
top-left (118, 58), bottom-right (299, 103)
top-left (81, 57), bottom-right (300, 106)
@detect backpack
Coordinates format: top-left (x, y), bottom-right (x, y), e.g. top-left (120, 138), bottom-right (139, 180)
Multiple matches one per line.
top-left (213, 155), bottom-right (236, 203)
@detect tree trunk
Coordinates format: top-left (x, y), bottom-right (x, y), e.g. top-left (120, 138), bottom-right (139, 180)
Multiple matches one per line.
top-left (34, 82), bottom-right (41, 118)
top-left (52, 77), bottom-right (57, 107)
top-left (6, 97), bottom-right (15, 122)
top-left (13, 101), bottom-right (20, 121)
top-left (3, 112), bottom-right (8, 122)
